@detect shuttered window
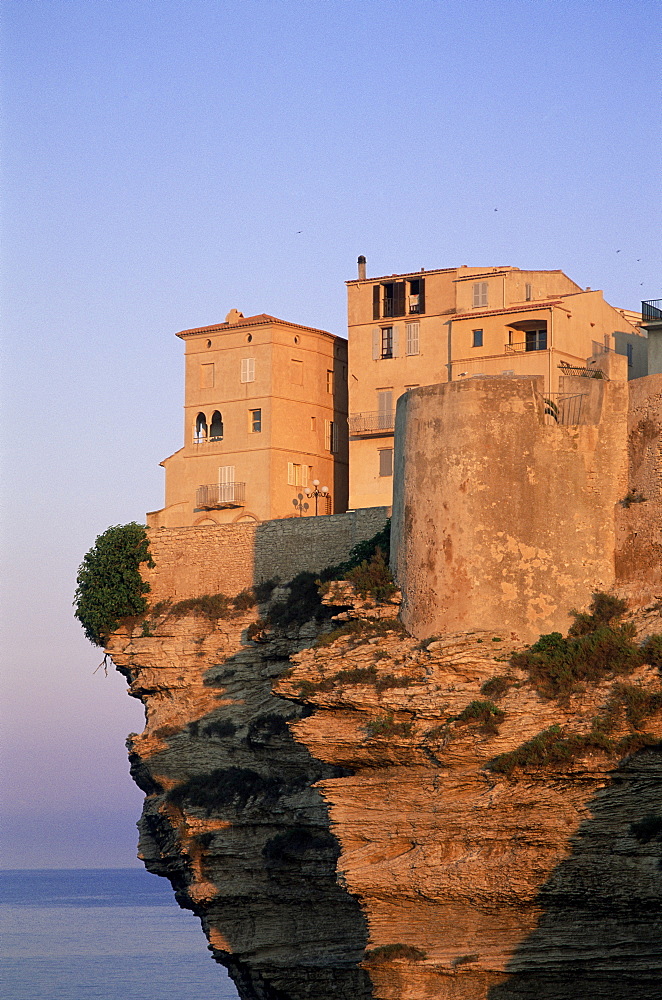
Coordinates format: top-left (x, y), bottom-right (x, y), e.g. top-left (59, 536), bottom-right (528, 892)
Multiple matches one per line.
top-left (472, 282), bottom-right (488, 308)
top-left (240, 358), bottom-right (255, 382)
top-left (406, 322), bottom-right (420, 355)
top-left (287, 463), bottom-right (308, 487)
top-left (373, 284), bottom-right (381, 320)
top-left (379, 448), bottom-right (393, 477)
top-left (325, 419), bottom-right (338, 453)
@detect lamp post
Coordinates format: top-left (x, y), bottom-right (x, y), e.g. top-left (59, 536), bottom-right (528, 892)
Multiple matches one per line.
top-left (305, 479), bottom-right (329, 516)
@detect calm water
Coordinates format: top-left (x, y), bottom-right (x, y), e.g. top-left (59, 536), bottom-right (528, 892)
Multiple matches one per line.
top-left (0, 868), bottom-right (239, 999)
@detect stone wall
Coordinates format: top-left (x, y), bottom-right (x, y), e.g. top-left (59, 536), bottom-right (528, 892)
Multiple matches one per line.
top-left (143, 506), bottom-right (390, 602)
top-left (391, 376), bottom-right (630, 643)
top-left (615, 373), bottom-right (662, 604)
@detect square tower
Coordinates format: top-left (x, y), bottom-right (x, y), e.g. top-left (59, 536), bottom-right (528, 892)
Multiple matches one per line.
top-left (148, 311), bottom-right (348, 526)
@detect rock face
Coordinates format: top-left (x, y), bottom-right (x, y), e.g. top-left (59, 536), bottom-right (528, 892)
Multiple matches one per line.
top-left (107, 592), bottom-right (662, 1000)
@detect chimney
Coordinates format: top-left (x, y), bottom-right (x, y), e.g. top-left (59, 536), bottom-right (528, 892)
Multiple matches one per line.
top-left (357, 255), bottom-right (366, 281)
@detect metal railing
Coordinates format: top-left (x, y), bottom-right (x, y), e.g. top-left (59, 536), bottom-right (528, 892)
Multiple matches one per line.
top-left (642, 299), bottom-right (662, 322)
top-left (349, 410), bottom-right (395, 434)
top-left (540, 393), bottom-right (586, 426)
top-left (505, 337), bottom-right (548, 353)
top-left (558, 361), bottom-right (608, 379)
top-left (196, 483), bottom-right (246, 508)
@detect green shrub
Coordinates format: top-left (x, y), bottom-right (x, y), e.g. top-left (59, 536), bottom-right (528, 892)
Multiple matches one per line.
top-left (232, 588), bottom-right (256, 611)
top-left (480, 675), bottom-right (512, 700)
top-left (201, 719), bottom-right (237, 739)
top-left (344, 519), bottom-right (391, 570)
top-left (335, 665), bottom-right (378, 685)
top-left (641, 634), bottom-right (662, 671)
top-left (170, 593), bottom-right (231, 620)
top-left (621, 490), bottom-right (647, 508)
top-left (345, 548), bottom-right (397, 600)
top-left (488, 725), bottom-right (613, 775)
top-left (247, 713), bottom-right (291, 743)
top-left (364, 943), bottom-right (427, 964)
top-left (167, 767), bottom-right (288, 814)
top-left (511, 624), bottom-right (643, 700)
top-left (611, 682), bottom-right (662, 729)
top-left (568, 591), bottom-right (628, 637)
top-left (262, 827), bottom-right (339, 863)
top-left (74, 523), bottom-right (154, 646)
top-left (366, 714), bottom-right (413, 738)
top-left (455, 700), bottom-right (505, 734)
top-left (630, 814), bottom-right (662, 843)
top-left (253, 578), bottom-right (278, 603)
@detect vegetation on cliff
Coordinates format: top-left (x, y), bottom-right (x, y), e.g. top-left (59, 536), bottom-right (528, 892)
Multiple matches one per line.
top-left (74, 523), bottom-right (153, 646)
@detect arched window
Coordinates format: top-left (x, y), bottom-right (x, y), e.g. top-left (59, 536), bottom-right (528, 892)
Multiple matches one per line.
top-left (194, 412), bottom-right (208, 443)
top-left (210, 411), bottom-right (223, 441)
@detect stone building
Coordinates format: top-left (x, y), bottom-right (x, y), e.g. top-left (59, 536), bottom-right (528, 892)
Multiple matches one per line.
top-left (346, 260), bottom-right (644, 509)
top-left (147, 310), bottom-right (348, 527)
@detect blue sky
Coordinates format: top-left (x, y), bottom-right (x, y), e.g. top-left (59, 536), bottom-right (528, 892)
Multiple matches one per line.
top-left (1, 0), bottom-right (660, 867)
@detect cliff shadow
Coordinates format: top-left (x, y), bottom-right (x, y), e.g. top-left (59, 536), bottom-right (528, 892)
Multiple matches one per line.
top-left (134, 629), bottom-right (373, 1000)
top-left (487, 746), bottom-right (662, 1000)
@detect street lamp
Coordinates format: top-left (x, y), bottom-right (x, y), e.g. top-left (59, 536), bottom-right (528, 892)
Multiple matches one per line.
top-left (305, 479), bottom-right (329, 516)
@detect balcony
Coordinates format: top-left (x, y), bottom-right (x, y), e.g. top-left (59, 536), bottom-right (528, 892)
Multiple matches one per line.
top-left (196, 483), bottom-right (246, 509)
top-left (349, 410), bottom-right (395, 435)
top-left (505, 335), bottom-right (548, 353)
top-left (642, 299), bottom-right (662, 323)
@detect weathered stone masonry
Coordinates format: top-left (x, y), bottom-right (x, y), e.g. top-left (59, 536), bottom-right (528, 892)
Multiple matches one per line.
top-left (143, 505), bottom-right (390, 603)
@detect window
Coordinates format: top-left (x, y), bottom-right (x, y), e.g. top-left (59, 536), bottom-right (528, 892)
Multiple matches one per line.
top-left (472, 329), bottom-right (483, 348)
top-left (406, 321), bottom-right (420, 356)
top-left (472, 282), bottom-right (488, 308)
top-left (194, 412), bottom-right (207, 443)
top-left (290, 359), bottom-right (303, 385)
top-left (326, 369), bottom-right (334, 393)
top-left (626, 343), bottom-right (633, 367)
top-left (325, 419), bottom-right (338, 453)
top-left (310, 416), bottom-right (316, 432)
top-left (210, 411), bottom-right (223, 440)
top-left (218, 465), bottom-right (236, 502)
top-left (525, 329), bottom-right (547, 351)
top-left (525, 283), bottom-right (532, 301)
top-left (249, 408), bottom-right (261, 432)
top-left (381, 326), bottom-right (393, 358)
top-left (200, 363), bottom-right (214, 388)
top-left (379, 448), bottom-right (393, 477)
top-left (372, 325), bottom-right (399, 359)
top-left (240, 358), bottom-right (255, 382)
top-left (377, 390), bottom-right (393, 430)
top-left (287, 462), bottom-right (308, 487)
top-left (408, 278), bottom-right (425, 314)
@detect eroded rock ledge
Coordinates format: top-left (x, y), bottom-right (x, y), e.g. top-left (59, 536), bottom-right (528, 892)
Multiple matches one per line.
top-left (107, 591), bottom-right (662, 1000)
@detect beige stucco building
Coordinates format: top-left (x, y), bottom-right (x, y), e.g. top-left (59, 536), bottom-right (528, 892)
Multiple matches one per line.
top-left (347, 262), bottom-right (644, 509)
top-left (148, 311), bottom-right (348, 527)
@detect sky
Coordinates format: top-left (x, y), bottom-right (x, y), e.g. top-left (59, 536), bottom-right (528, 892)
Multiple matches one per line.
top-left (1, 0), bottom-right (660, 868)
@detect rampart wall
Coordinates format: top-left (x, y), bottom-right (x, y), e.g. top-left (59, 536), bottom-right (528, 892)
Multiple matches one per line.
top-left (143, 506), bottom-right (390, 603)
top-left (391, 376), bottom-right (632, 642)
top-left (615, 373), bottom-right (662, 604)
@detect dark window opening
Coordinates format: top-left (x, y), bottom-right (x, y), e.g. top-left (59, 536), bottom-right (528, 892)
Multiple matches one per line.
top-left (408, 277), bottom-right (425, 314)
top-left (250, 408), bottom-right (262, 432)
top-left (525, 329), bottom-right (547, 351)
top-left (472, 329), bottom-right (483, 348)
top-left (381, 327), bottom-right (393, 359)
top-left (210, 411), bottom-right (223, 441)
top-left (195, 412), bottom-right (208, 442)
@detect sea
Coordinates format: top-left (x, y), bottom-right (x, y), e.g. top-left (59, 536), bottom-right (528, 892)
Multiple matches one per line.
top-left (0, 868), bottom-right (240, 1000)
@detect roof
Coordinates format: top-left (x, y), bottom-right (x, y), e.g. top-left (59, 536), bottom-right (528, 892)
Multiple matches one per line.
top-left (175, 313), bottom-right (341, 341)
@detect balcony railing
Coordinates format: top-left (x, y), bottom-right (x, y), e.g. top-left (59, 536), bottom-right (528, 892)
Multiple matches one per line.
top-left (642, 299), bottom-right (662, 322)
top-left (540, 392), bottom-right (586, 426)
top-left (505, 337), bottom-right (548, 353)
top-left (349, 410), bottom-right (395, 435)
top-left (196, 483), bottom-right (246, 509)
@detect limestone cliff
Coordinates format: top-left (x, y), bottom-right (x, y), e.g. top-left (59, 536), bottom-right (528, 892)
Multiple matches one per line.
top-left (107, 589), bottom-right (662, 1000)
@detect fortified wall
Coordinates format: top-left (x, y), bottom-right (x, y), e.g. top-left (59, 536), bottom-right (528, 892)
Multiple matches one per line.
top-left (391, 372), bottom-right (662, 642)
top-left (143, 505), bottom-right (390, 603)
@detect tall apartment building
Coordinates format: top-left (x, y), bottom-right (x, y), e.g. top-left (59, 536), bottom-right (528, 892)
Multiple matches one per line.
top-left (148, 310), bottom-right (348, 527)
top-left (347, 261), bottom-right (643, 509)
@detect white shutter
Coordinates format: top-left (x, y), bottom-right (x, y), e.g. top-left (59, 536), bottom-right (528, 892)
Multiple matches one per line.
top-left (392, 325), bottom-right (400, 358)
top-left (301, 465), bottom-right (309, 488)
top-left (406, 322), bottom-right (419, 356)
top-left (372, 328), bottom-right (381, 360)
top-left (287, 462), bottom-right (296, 486)
top-left (324, 419), bottom-right (332, 452)
top-left (241, 358), bottom-right (255, 383)
top-left (218, 465), bottom-right (234, 485)
top-left (331, 421), bottom-right (338, 453)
